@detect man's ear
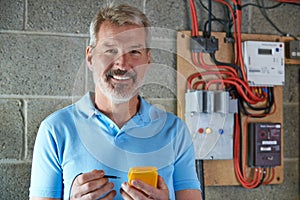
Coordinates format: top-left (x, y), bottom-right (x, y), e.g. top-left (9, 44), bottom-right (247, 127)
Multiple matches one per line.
top-left (147, 50), bottom-right (151, 64)
top-left (86, 46), bottom-right (94, 71)
top-left (144, 50), bottom-right (151, 72)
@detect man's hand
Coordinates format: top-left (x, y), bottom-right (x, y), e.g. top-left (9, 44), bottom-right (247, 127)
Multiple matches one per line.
top-left (70, 169), bottom-right (116, 200)
top-left (120, 175), bottom-right (169, 200)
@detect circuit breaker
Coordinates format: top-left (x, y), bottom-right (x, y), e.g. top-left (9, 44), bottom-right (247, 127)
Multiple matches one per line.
top-left (248, 123), bottom-right (281, 167)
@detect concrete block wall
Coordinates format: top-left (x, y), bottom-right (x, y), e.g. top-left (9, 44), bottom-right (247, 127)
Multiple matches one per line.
top-left (0, 0), bottom-right (299, 199)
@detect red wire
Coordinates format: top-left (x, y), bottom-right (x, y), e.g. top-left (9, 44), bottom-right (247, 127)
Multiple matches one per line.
top-left (205, 79), bottom-right (260, 104)
top-left (214, 0), bottom-right (239, 64)
top-left (225, 77), bottom-right (266, 102)
top-left (263, 168), bottom-right (275, 185)
top-left (190, 0), bottom-right (199, 36)
top-left (192, 81), bottom-right (206, 90)
top-left (191, 52), bottom-right (267, 104)
top-left (188, 0), bottom-right (276, 188)
top-left (243, 117), bottom-right (264, 188)
top-left (234, 114), bottom-right (263, 188)
top-left (243, 87), bottom-right (277, 117)
top-left (198, 53), bottom-right (239, 76)
top-left (230, 0), bottom-right (248, 82)
top-left (187, 71), bottom-right (236, 90)
top-left (187, 73), bottom-right (202, 89)
top-left (195, 52), bottom-right (239, 77)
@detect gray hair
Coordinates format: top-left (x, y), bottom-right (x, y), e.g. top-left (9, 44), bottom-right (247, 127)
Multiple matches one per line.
top-left (89, 4), bottom-right (151, 48)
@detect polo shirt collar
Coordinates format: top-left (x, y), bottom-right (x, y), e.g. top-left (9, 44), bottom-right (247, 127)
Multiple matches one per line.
top-left (75, 92), bottom-right (96, 118)
top-left (75, 92), bottom-right (155, 121)
top-left (75, 92), bottom-right (167, 138)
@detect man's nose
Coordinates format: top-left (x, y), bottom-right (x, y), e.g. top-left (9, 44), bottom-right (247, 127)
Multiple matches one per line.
top-left (114, 52), bottom-right (130, 69)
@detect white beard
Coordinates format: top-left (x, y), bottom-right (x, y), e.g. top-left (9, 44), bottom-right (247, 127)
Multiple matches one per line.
top-left (93, 71), bottom-right (142, 104)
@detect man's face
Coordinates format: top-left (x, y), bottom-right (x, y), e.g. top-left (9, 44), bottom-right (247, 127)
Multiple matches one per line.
top-left (86, 21), bottom-right (151, 103)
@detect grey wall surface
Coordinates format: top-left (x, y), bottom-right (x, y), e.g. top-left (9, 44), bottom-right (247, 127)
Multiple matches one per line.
top-left (0, 0), bottom-right (299, 199)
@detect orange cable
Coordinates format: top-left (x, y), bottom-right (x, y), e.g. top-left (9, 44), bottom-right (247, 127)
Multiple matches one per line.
top-left (214, 0), bottom-right (239, 64)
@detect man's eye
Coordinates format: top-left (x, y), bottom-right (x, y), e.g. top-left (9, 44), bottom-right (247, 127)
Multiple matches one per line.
top-left (130, 49), bottom-right (142, 55)
top-left (105, 49), bottom-right (118, 54)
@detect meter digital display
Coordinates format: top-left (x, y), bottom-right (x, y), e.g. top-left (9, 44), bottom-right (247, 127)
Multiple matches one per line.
top-left (258, 48), bottom-right (272, 55)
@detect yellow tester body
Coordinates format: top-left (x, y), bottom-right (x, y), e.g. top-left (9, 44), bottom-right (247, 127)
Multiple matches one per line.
top-left (128, 166), bottom-right (158, 188)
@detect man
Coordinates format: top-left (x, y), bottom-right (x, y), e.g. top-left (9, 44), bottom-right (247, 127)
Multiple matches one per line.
top-left (29, 4), bottom-right (202, 200)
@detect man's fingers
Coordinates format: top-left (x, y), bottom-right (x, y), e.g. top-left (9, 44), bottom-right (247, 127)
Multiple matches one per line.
top-left (101, 190), bottom-right (117, 200)
top-left (71, 170), bottom-right (115, 199)
top-left (81, 178), bottom-right (110, 195)
top-left (132, 176), bottom-right (169, 200)
top-left (120, 187), bottom-right (134, 200)
top-left (76, 170), bottom-right (104, 185)
top-left (157, 175), bottom-right (168, 190)
top-left (81, 182), bottom-right (115, 200)
top-left (121, 182), bottom-right (145, 199)
top-left (131, 179), bottom-right (155, 195)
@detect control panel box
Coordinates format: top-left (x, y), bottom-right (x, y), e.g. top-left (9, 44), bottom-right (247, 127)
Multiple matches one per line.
top-left (248, 123), bottom-right (281, 168)
top-left (243, 41), bottom-right (285, 86)
top-left (185, 90), bottom-right (238, 160)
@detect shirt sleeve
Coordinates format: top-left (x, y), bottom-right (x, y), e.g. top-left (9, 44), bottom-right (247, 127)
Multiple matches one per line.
top-left (173, 121), bottom-right (201, 192)
top-left (29, 120), bottom-right (63, 198)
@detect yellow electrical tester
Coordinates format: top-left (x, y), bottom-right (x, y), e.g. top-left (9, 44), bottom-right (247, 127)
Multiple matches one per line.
top-left (128, 166), bottom-right (158, 188)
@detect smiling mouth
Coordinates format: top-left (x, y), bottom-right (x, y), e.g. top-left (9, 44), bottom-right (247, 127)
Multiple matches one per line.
top-left (110, 75), bottom-right (131, 80)
top-left (106, 69), bottom-right (136, 81)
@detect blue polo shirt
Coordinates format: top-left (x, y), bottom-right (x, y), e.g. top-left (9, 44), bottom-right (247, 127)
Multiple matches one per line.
top-left (29, 92), bottom-right (200, 199)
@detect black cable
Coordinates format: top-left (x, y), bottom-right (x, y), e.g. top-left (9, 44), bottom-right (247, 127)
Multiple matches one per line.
top-left (238, 96), bottom-right (250, 116)
top-left (204, 18), bottom-right (227, 27)
top-left (237, 106), bottom-right (244, 172)
top-left (210, 53), bottom-right (244, 80)
top-left (244, 87), bottom-right (274, 113)
top-left (282, 3), bottom-right (300, 6)
top-left (259, 1), bottom-right (286, 36)
top-left (258, 0), bottom-right (298, 40)
top-left (243, 2), bottom-right (300, 8)
top-left (255, 168), bottom-right (267, 188)
top-left (199, 0), bottom-right (234, 38)
top-left (242, 1), bottom-right (298, 40)
top-left (199, 0), bottom-right (218, 21)
top-left (69, 173), bottom-right (83, 200)
top-left (225, 4), bottom-right (234, 38)
top-left (196, 160), bottom-right (205, 200)
top-left (226, 80), bottom-right (273, 117)
top-left (207, 0), bottom-right (212, 38)
top-left (239, 98), bottom-right (263, 118)
top-left (232, 84), bottom-right (275, 117)
top-left (203, 18), bottom-right (228, 32)
top-left (236, 91), bottom-right (261, 117)
top-left (239, 99), bottom-right (271, 118)
top-left (242, 2), bottom-right (283, 9)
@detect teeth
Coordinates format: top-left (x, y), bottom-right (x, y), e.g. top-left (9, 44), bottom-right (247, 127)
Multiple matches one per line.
top-left (112, 75), bottom-right (131, 80)
top-left (106, 70), bottom-right (134, 81)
